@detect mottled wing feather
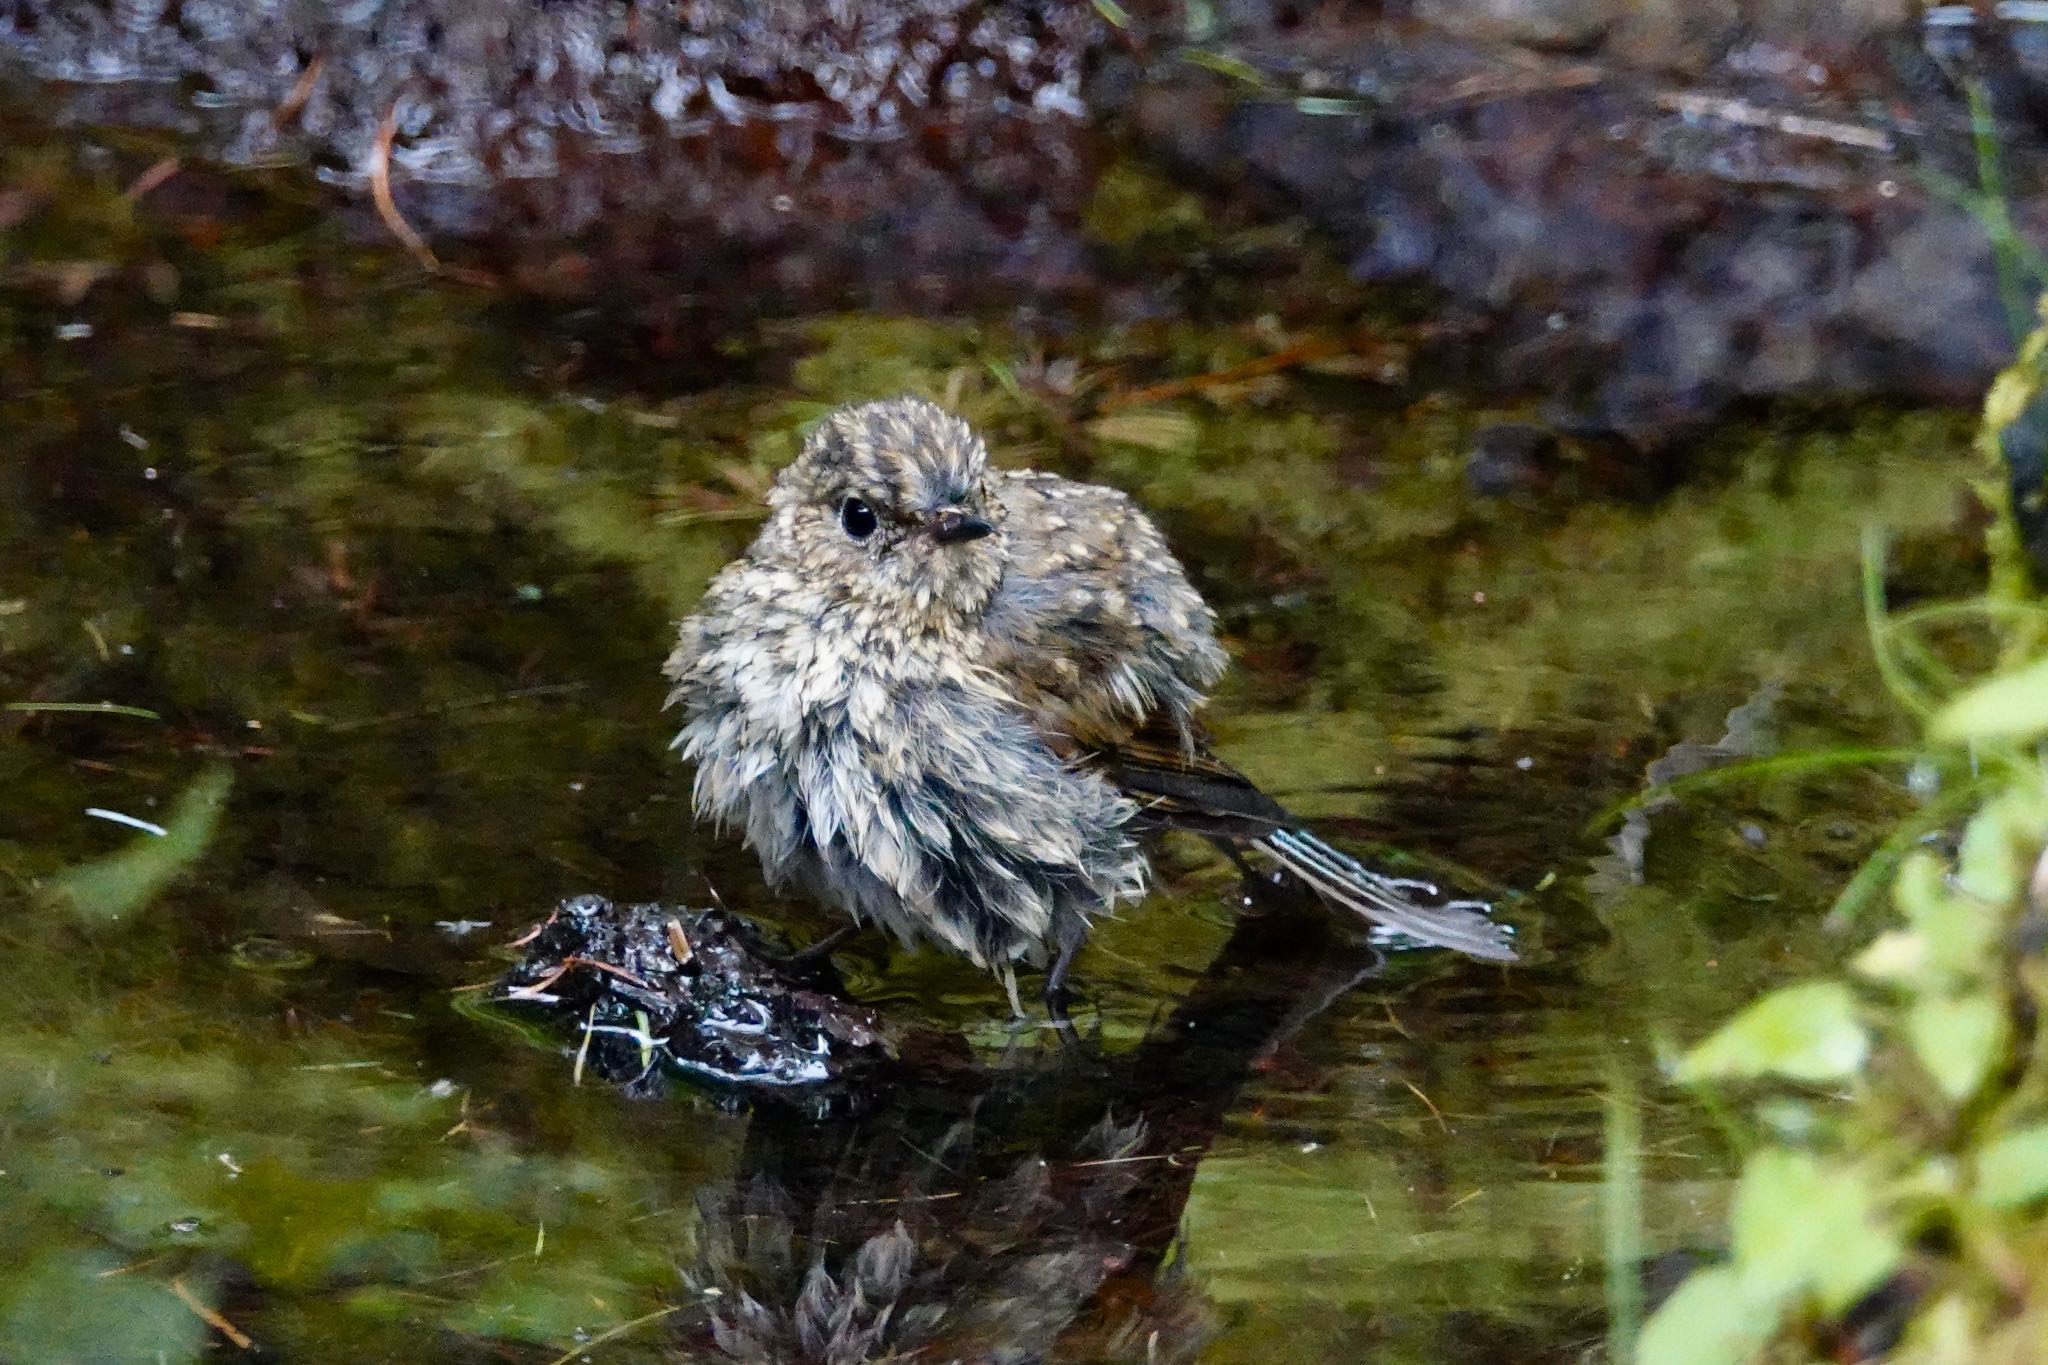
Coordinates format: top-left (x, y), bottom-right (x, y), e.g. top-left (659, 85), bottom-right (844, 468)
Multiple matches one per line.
top-left (984, 470), bottom-right (1226, 748)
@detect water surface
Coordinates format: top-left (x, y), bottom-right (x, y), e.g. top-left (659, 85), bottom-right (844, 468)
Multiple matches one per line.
top-left (0, 113), bottom-right (1974, 1363)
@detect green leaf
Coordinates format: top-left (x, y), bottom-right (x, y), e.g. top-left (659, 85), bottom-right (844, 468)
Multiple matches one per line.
top-left (1731, 1149), bottom-right (1902, 1314)
top-left (1953, 788), bottom-right (2048, 908)
top-left (44, 763), bottom-right (234, 923)
top-left (1676, 982), bottom-right (1869, 1084)
top-left (1890, 849), bottom-right (2000, 982)
top-left (1907, 993), bottom-right (2009, 1104)
top-left (1854, 928), bottom-right (1931, 986)
top-left (1178, 48), bottom-right (1270, 88)
top-left (1929, 654), bottom-right (2048, 744)
top-left (1636, 1265), bottom-right (1776, 1365)
top-left (1976, 1126), bottom-right (2048, 1207)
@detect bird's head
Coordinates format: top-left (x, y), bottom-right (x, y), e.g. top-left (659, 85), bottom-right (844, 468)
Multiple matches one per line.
top-left (762, 397), bottom-right (1006, 626)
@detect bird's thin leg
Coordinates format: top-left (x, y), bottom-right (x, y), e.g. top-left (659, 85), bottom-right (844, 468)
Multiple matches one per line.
top-left (1042, 919), bottom-right (1088, 1027)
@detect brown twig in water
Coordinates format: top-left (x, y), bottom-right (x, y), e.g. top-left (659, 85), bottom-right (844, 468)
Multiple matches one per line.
top-left (1429, 63), bottom-right (1602, 112)
top-left (502, 961), bottom-right (572, 1000)
top-left (1402, 1079), bottom-right (1450, 1133)
top-left (95, 1254), bottom-right (168, 1279)
top-left (169, 1278), bottom-right (255, 1351)
top-left (372, 101), bottom-right (440, 271)
top-left (1099, 337), bottom-right (1347, 411)
top-left (123, 157), bottom-right (181, 202)
top-left (565, 955), bottom-right (655, 991)
top-left (509, 908), bottom-right (560, 949)
top-left (541, 1306), bottom-right (679, 1365)
top-left (324, 682), bottom-right (588, 734)
top-left (271, 54), bottom-right (326, 131)
top-left (1654, 91), bottom-right (1894, 152)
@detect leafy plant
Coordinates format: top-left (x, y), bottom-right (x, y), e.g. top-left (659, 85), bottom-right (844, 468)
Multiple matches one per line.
top-left (1636, 307), bottom-right (2048, 1364)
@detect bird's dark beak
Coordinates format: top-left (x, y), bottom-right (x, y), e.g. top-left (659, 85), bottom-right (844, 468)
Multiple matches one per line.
top-left (929, 510), bottom-right (995, 544)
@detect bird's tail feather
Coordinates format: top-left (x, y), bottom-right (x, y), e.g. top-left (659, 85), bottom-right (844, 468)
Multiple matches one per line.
top-left (1254, 828), bottom-right (1517, 962)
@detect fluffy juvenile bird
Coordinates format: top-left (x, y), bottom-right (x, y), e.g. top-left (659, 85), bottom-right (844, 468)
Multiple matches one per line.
top-left (665, 397), bottom-right (1513, 1005)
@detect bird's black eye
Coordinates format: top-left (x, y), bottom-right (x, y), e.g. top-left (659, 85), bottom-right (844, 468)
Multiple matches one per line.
top-left (838, 496), bottom-right (878, 540)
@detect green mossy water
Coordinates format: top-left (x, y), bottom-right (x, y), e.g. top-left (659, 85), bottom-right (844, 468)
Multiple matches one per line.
top-left (0, 119), bottom-right (1982, 1362)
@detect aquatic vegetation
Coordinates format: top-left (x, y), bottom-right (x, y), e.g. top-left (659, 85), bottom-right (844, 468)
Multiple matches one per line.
top-left (1637, 312), bottom-right (2048, 1364)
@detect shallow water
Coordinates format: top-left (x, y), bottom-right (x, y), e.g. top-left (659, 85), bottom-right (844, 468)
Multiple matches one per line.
top-left (0, 111), bottom-right (1978, 1364)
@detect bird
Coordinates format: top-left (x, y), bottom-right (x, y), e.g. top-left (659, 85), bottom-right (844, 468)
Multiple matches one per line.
top-left (664, 396), bottom-right (1514, 1010)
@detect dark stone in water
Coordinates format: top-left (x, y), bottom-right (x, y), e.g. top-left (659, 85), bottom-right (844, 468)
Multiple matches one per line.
top-left (1465, 422), bottom-right (1561, 498)
top-left (12, 0), bottom-right (2048, 432)
top-left (1125, 10), bottom-right (2048, 433)
top-left (491, 894), bottom-right (892, 1094)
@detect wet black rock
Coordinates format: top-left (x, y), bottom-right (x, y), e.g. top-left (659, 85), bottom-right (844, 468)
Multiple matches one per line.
top-left (490, 894), bottom-right (892, 1094)
top-left (1465, 421), bottom-right (1561, 497)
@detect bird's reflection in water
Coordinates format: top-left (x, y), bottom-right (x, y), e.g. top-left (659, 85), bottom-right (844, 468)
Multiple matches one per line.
top-left (675, 899), bottom-right (1378, 1363)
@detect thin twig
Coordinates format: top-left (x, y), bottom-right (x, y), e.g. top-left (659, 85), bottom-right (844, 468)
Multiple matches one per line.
top-left (324, 682), bottom-right (586, 733)
top-left (565, 955), bottom-right (655, 991)
top-left (372, 101), bottom-right (439, 271)
top-left (502, 961), bottom-right (571, 1000)
top-left (1100, 337), bottom-right (1348, 411)
top-left (6, 701), bottom-right (160, 720)
top-left (542, 1305), bottom-right (679, 1365)
top-left (95, 1254), bottom-right (167, 1279)
top-left (271, 54), bottom-right (326, 131)
top-left (168, 1278), bottom-right (255, 1351)
top-left (509, 908), bottom-right (560, 949)
top-left (1402, 1079), bottom-right (1450, 1133)
top-left (123, 157), bottom-right (181, 202)
top-left (572, 1004), bottom-right (597, 1087)
top-left (1655, 91), bottom-right (1893, 152)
